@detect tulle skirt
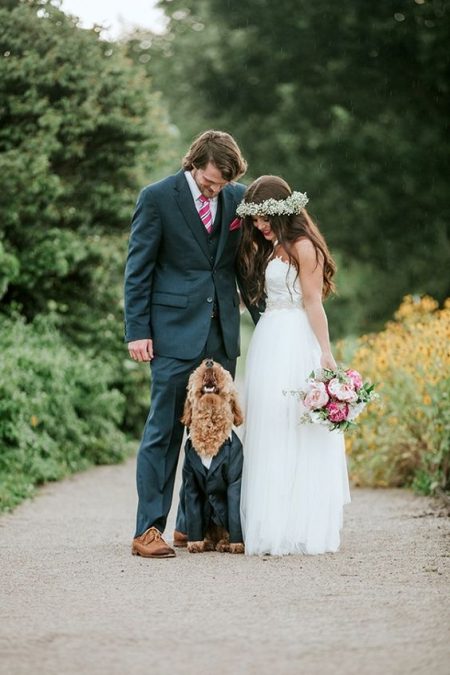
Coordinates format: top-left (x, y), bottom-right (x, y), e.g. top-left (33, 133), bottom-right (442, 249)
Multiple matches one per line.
top-left (240, 307), bottom-right (351, 556)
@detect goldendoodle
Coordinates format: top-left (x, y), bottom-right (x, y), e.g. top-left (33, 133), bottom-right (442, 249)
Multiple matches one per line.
top-left (181, 359), bottom-right (245, 554)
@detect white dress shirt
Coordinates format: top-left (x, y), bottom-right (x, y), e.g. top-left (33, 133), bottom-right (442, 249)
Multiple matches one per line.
top-left (184, 170), bottom-right (218, 224)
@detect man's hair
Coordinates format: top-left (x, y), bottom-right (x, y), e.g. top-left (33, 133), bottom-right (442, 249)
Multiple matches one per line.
top-left (182, 130), bottom-right (247, 182)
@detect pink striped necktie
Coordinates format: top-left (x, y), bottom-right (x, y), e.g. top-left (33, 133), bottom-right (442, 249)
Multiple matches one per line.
top-left (198, 195), bottom-right (213, 233)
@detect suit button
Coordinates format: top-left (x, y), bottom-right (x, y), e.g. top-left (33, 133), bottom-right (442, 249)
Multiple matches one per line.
top-left (207, 297), bottom-right (213, 303)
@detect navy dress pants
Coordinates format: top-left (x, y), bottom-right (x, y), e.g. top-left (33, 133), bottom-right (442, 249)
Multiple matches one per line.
top-left (134, 317), bottom-right (236, 537)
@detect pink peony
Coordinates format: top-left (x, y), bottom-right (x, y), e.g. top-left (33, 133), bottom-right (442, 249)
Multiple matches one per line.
top-left (346, 369), bottom-right (363, 390)
top-left (326, 401), bottom-right (349, 423)
top-left (327, 378), bottom-right (358, 402)
top-left (304, 381), bottom-right (329, 410)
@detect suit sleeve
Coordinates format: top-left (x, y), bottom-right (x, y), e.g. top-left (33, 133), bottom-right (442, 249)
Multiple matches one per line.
top-left (124, 186), bottom-right (162, 342)
top-left (235, 267), bottom-right (265, 326)
top-left (182, 449), bottom-right (205, 542)
top-left (226, 434), bottom-right (244, 543)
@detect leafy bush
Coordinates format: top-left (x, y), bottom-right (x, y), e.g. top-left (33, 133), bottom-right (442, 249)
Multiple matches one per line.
top-left (337, 295), bottom-right (450, 494)
top-left (0, 315), bottom-right (134, 511)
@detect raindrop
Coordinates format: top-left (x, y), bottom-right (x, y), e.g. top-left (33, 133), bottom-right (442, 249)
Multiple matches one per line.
top-left (4, 51), bottom-right (11, 57)
top-left (139, 54), bottom-right (151, 63)
top-left (394, 13), bottom-right (406, 22)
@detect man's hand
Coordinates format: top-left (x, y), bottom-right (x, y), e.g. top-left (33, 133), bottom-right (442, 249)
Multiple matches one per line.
top-left (128, 339), bottom-right (154, 362)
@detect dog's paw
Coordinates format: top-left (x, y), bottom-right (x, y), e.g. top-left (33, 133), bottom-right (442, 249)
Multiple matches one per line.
top-left (187, 541), bottom-right (205, 553)
top-left (229, 542), bottom-right (245, 554)
top-left (215, 539), bottom-right (230, 553)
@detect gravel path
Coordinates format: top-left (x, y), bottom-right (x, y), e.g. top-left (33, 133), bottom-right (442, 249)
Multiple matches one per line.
top-left (1, 457), bottom-right (449, 675)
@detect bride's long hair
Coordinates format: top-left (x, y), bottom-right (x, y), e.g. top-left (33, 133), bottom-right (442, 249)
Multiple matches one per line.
top-left (237, 176), bottom-right (336, 304)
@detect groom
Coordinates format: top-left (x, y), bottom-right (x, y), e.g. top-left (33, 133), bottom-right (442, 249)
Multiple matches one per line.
top-left (124, 130), bottom-right (258, 558)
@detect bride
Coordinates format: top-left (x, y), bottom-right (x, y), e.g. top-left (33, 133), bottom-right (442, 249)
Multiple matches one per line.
top-left (237, 175), bottom-right (350, 556)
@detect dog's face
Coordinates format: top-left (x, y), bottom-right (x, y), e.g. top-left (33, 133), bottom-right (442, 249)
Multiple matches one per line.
top-left (200, 359), bottom-right (225, 395)
top-left (195, 359), bottom-right (232, 398)
top-left (181, 359), bottom-right (244, 430)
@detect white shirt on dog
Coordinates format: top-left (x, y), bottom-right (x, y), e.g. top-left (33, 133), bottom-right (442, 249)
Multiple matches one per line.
top-left (197, 435), bottom-right (232, 470)
top-left (200, 455), bottom-right (213, 469)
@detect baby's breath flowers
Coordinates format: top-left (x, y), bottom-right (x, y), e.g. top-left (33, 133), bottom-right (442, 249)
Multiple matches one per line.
top-left (236, 191), bottom-right (309, 218)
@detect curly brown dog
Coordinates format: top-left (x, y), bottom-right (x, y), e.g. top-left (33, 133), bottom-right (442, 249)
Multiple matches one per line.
top-left (181, 359), bottom-right (245, 554)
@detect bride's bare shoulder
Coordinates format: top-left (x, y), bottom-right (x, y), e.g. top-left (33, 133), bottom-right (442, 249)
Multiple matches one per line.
top-left (293, 237), bottom-right (317, 260)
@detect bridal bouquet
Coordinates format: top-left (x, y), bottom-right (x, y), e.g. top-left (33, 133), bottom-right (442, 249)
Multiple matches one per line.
top-left (286, 367), bottom-right (378, 432)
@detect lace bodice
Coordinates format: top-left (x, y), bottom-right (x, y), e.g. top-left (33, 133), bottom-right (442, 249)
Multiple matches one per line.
top-left (264, 257), bottom-right (304, 312)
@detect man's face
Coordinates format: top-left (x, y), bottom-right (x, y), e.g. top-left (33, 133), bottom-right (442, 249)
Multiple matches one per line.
top-left (191, 162), bottom-right (229, 199)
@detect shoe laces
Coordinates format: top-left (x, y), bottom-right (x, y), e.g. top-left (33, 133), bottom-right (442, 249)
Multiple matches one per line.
top-left (142, 527), bottom-right (162, 544)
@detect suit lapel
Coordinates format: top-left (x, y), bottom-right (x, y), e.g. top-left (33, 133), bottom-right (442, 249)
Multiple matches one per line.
top-left (215, 187), bottom-right (235, 264)
top-left (174, 171), bottom-right (211, 263)
top-left (188, 444), bottom-right (208, 477)
top-left (209, 444), bottom-right (228, 476)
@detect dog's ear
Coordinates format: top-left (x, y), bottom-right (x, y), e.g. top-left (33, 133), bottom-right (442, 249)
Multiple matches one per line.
top-left (230, 389), bottom-right (244, 427)
top-left (181, 395), bottom-right (192, 427)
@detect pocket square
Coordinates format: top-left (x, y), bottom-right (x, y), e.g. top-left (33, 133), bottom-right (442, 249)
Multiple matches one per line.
top-left (229, 217), bottom-right (241, 231)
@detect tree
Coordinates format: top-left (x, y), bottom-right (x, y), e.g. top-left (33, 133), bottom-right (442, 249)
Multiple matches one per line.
top-left (129, 0), bottom-right (450, 334)
top-left (0, 0), bottom-right (173, 347)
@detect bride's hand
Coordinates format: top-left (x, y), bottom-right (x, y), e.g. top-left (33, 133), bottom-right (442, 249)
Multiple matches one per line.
top-left (320, 351), bottom-right (337, 371)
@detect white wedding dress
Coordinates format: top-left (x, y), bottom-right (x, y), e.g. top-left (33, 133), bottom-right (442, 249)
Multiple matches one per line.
top-left (240, 257), bottom-right (351, 555)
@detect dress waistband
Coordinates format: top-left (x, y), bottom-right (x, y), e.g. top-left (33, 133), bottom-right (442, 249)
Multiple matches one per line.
top-left (265, 299), bottom-right (304, 312)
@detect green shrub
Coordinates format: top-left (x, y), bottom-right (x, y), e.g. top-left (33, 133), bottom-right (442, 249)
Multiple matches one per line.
top-left (0, 315), bottom-right (134, 511)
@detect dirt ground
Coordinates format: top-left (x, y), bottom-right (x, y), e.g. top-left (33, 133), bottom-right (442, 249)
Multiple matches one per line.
top-left (1, 457), bottom-right (449, 675)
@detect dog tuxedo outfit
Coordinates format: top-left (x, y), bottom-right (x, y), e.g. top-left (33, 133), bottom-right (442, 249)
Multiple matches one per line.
top-left (182, 431), bottom-right (243, 544)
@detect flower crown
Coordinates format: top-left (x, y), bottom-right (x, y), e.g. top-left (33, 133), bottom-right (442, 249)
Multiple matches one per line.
top-left (236, 191), bottom-right (309, 218)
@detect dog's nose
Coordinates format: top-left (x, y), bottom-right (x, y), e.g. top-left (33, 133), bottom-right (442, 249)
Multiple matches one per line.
top-left (205, 359), bottom-right (214, 369)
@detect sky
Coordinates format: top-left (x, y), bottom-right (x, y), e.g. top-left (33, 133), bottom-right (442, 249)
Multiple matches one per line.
top-left (59, 0), bottom-right (167, 39)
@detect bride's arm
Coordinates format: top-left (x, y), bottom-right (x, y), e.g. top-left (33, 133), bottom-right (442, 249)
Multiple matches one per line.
top-left (293, 239), bottom-right (337, 370)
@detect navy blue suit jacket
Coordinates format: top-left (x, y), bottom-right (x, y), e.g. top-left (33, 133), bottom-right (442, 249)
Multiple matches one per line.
top-left (182, 432), bottom-right (243, 544)
top-left (124, 170), bottom-right (253, 360)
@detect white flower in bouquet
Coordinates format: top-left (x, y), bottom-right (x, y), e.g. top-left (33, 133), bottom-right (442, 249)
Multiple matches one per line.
top-left (346, 401), bottom-right (366, 422)
top-left (327, 378), bottom-right (358, 403)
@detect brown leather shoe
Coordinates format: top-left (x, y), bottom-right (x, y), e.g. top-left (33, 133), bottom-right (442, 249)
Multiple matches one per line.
top-left (131, 527), bottom-right (176, 558)
top-left (173, 529), bottom-right (188, 548)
